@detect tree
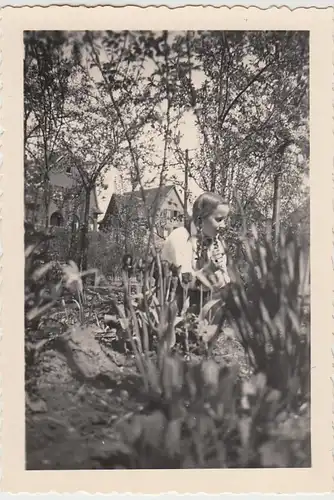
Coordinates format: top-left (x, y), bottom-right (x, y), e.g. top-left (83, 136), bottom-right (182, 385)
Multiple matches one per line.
top-left (168, 31), bottom-right (309, 235)
top-left (24, 31), bottom-right (79, 228)
top-left (84, 31), bottom-right (184, 253)
top-left (60, 67), bottom-right (126, 270)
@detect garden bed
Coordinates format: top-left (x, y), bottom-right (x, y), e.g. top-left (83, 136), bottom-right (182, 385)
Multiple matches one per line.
top-left (26, 326), bottom-right (248, 470)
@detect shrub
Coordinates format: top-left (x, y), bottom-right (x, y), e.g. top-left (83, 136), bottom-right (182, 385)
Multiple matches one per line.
top-left (88, 230), bottom-right (149, 279)
top-left (24, 222), bottom-right (63, 395)
top-left (223, 225), bottom-right (310, 410)
top-left (25, 222), bottom-right (63, 333)
top-left (24, 223), bottom-right (100, 391)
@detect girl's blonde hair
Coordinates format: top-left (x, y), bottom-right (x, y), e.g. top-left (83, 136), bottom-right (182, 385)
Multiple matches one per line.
top-left (192, 191), bottom-right (229, 227)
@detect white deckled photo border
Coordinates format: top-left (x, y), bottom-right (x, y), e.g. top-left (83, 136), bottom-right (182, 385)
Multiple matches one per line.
top-left (0, 4), bottom-right (333, 494)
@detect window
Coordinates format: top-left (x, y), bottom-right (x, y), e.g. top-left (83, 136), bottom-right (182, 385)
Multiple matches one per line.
top-left (50, 211), bottom-right (64, 227)
top-left (72, 215), bottom-right (80, 232)
top-left (173, 210), bottom-right (178, 218)
top-left (88, 217), bottom-right (95, 232)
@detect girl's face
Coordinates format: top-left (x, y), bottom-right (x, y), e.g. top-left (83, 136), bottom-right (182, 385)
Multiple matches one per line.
top-left (201, 204), bottom-right (229, 238)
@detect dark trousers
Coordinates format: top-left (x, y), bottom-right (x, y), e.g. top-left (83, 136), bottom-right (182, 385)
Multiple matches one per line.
top-left (175, 282), bottom-right (210, 316)
top-left (175, 282), bottom-right (228, 327)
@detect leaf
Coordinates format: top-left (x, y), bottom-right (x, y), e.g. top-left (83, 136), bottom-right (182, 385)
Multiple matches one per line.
top-left (113, 302), bottom-right (127, 319)
top-left (34, 338), bottom-right (52, 353)
top-left (141, 411), bottom-right (167, 448)
top-left (165, 419), bottom-right (182, 457)
top-left (259, 244), bottom-right (268, 268)
top-left (119, 317), bottom-right (130, 331)
top-left (72, 298), bottom-right (81, 311)
top-left (259, 300), bottom-right (272, 325)
top-left (194, 269), bottom-right (213, 290)
top-left (25, 243), bottom-right (39, 259)
top-left (162, 356), bottom-right (184, 399)
top-left (198, 322), bottom-right (217, 344)
top-left (198, 298), bottom-right (221, 322)
top-left (180, 296), bottom-right (190, 316)
top-left (26, 300), bottom-right (57, 321)
top-left (252, 372), bottom-right (267, 393)
top-left (200, 360), bottom-right (220, 391)
top-left (50, 282), bottom-right (62, 300)
top-left (286, 249), bottom-right (295, 282)
top-left (266, 388), bottom-right (281, 403)
top-left (161, 300), bottom-right (178, 350)
top-left (287, 307), bottom-right (301, 333)
top-left (62, 260), bottom-right (83, 294)
top-left (149, 307), bottom-right (160, 327)
top-left (31, 261), bottom-right (54, 281)
top-left (144, 358), bottom-right (161, 394)
top-left (239, 416), bottom-right (252, 448)
top-left (121, 415), bottom-right (143, 445)
top-left (174, 316), bottom-right (184, 327)
top-left (259, 441), bottom-right (289, 467)
top-left (26, 395), bottom-right (47, 414)
top-left (242, 379), bottom-right (257, 397)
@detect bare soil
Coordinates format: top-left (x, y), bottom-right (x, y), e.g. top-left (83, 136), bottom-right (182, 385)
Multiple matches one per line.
top-left (26, 330), bottom-right (249, 470)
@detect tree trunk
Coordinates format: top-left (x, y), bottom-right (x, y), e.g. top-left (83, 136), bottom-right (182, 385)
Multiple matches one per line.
top-left (271, 140), bottom-right (292, 249)
top-left (271, 168), bottom-right (282, 249)
top-left (43, 180), bottom-right (51, 230)
top-left (184, 149), bottom-right (189, 225)
top-left (78, 187), bottom-right (91, 271)
top-left (210, 160), bottom-right (216, 192)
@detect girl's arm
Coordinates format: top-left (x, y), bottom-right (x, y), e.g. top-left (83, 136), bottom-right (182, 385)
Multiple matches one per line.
top-left (161, 226), bottom-right (194, 274)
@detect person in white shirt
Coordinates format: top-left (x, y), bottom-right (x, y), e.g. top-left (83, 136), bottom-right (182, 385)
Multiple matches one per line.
top-left (161, 191), bottom-right (231, 313)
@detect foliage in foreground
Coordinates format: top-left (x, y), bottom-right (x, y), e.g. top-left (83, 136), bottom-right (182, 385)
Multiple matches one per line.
top-left (24, 221), bottom-right (311, 469)
top-left (224, 225), bottom-right (310, 410)
top-left (96, 357), bottom-right (310, 469)
top-left (93, 227), bottom-right (310, 469)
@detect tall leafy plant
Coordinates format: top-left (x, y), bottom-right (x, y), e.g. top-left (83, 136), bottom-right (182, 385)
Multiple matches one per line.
top-left (223, 224), bottom-right (310, 409)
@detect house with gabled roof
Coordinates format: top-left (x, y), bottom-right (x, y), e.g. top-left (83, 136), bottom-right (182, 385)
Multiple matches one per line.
top-left (25, 157), bottom-right (103, 232)
top-left (99, 184), bottom-right (185, 240)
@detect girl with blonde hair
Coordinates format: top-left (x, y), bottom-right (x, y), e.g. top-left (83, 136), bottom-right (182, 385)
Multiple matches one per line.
top-left (161, 191), bottom-right (231, 312)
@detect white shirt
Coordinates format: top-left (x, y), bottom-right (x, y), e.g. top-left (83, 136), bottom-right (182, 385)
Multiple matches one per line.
top-left (161, 221), bottom-right (230, 289)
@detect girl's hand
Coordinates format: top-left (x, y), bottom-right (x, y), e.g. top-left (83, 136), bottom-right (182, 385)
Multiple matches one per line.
top-left (213, 269), bottom-right (230, 289)
top-left (195, 266), bottom-right (230, 291)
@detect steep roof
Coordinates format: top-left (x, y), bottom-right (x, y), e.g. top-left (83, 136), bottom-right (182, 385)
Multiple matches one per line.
top-left (100, 184), bottom-right (183, 226)
top-left (25, 156), bottom-right (103, 215)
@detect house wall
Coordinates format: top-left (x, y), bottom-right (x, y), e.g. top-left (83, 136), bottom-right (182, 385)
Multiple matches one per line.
top-left (26, 167), bottom-right (101, 231)
top-left (99, 186), bottom-right (185, 253)
top-left (158, 188), bottom-right (184, 237)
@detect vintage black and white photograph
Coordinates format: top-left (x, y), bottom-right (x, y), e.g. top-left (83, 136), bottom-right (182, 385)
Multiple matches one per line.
top-left (24, 29), bottom-right (311, 471)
